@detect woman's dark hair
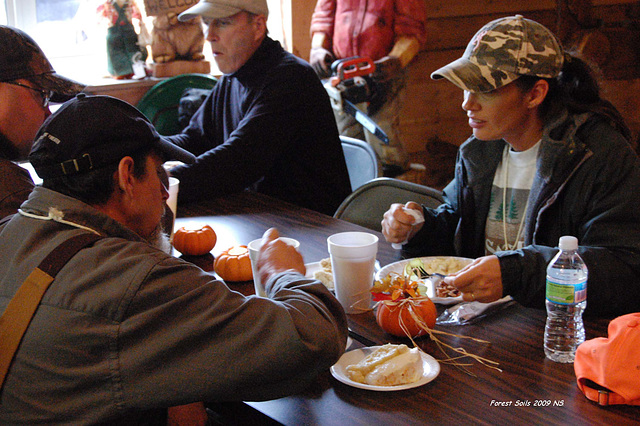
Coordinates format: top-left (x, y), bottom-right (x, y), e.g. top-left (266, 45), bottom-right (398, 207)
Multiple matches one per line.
top-left (42, 148), bottom-right (153, 205)
top-left (514, 52), bottom-right (632, 141)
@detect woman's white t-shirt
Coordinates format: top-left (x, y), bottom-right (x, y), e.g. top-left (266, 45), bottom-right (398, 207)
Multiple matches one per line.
top-left (485, 141), bottom-right (540, 254)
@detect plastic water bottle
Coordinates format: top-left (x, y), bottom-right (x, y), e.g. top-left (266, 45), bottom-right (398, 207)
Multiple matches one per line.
top-left (544, 236), bottom-right (588, 363)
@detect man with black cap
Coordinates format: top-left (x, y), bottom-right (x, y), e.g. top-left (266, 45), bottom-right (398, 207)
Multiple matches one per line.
top-left (0, 25), bottom-right (85, 218)
top-left (166, 0), bottom-right (352, 216)
top-left (0, 94), bottom-right (347, 424)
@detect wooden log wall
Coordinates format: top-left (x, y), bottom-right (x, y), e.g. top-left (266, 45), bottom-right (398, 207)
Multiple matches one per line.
top-left (291, 0), bottom-right (640, 188)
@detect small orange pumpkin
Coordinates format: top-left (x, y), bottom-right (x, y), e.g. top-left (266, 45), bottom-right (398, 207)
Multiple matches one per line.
top-left (376, 297), bottom-right (437, 338)
top-left (172, 225), bottom-right (217, 256)
top-left (214, 245), bottom-right (253, 282)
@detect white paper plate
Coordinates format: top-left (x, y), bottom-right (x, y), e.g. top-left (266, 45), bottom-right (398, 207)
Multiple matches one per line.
top-left (305, 261), bottom-right (333, 290)
top-left (305, 261), bottom-right (323, 278)
top-left (375, 256), bottom-right (473, 305)
top-left (330, 346), bottom-right (440, 391)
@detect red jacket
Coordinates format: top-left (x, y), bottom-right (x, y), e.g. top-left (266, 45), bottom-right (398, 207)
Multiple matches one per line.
top-left (310, 0), bottom-right (427, 61)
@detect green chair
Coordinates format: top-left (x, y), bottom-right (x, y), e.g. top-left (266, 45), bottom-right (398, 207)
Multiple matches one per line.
top-left (136, 73), bottom-right (217, 136)
top-left (334, 177), bottom-right (444, 232)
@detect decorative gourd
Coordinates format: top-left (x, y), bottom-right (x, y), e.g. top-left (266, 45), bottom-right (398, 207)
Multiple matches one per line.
top-left (172, 225), bottom-right (217, 256)
top-left (214, 245), bottom-right (253, 282)
top-left (376, 297), bottom-right (437, 338)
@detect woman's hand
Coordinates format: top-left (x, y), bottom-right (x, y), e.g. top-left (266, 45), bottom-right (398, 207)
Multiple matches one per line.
top-left (381, 201), bottom-right (424, 244)
top-left (443, 255), bottom-right (504, 303)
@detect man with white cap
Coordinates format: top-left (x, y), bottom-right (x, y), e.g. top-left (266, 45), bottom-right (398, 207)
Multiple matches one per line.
top-left (0, 26), bottom-right (85, 218)
top-left (167, 0), bottom-right (352, 216)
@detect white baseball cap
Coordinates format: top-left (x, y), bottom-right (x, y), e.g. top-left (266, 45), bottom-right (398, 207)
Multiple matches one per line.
top-left (179, 0), bottom-right (269, 21)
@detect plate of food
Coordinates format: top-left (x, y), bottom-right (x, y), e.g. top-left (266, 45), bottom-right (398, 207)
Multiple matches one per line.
top-left (374, 256), bottom-right (473, 305)
top-left (330, 343), bottom-right (439, 391)
top-left (305, 258), bottom-right (333, 290)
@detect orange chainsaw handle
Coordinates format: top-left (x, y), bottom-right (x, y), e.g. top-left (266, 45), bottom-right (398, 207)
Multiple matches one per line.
top-left (330, 57), bottom-right (375, 87)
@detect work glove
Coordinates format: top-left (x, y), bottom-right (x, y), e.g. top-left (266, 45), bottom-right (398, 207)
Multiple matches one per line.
top-left (309, 47), bottom-right (336, 79)
top-left (373, 56), bottom-right (402, 83)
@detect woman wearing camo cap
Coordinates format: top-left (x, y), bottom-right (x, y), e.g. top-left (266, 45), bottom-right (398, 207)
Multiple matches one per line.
top-left (381, 15), bottom-right (640, 316)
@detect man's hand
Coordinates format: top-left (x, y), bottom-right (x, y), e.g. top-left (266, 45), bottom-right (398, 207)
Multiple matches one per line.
top-left (443, 255), bottom-right (504, 303)
top-left (257, 228), bottom-right (306, 291)
top-left (373, 56), bottom-right (402, 83)
top-left (309, 47), bottom-right (335, 79)
top-left (381, 202), bottom-right (424, 244)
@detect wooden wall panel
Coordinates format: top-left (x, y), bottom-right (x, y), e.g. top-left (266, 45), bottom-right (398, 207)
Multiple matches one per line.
top-left (424, 0), bottom-right (555, 18)
top-left (424, 10), bottom-right (558, 51)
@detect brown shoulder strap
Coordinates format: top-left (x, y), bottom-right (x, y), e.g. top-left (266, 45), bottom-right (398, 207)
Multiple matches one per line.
top-left (0, 233), bottom-right (103, 389)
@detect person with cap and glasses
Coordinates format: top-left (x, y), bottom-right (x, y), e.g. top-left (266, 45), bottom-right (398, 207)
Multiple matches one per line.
top-left (0, 94), bottom-right (347, 424)
top-left (165, 0), bottom-right (352, 216)
top-left (381, 15), bottom-right (640, 316)
top-left (0, 25), bottom-right (85, 219)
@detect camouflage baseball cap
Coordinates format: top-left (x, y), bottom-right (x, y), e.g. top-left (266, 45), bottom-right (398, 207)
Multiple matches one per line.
top-left (431, 15), bottom-right (564, 93)
top-left (0, 25), bottom-right (85, 103)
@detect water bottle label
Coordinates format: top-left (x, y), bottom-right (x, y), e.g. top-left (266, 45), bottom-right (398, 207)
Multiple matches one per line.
top-left (546, 279), bottom-right (587, 305)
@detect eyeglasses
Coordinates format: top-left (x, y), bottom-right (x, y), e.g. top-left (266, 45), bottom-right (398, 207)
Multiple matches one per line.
top-left (4, 81), bottom-right (53, 108)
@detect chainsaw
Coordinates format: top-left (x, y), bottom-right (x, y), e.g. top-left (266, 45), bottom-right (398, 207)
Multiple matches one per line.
top-left (323, 57), bottom-right (390, 145)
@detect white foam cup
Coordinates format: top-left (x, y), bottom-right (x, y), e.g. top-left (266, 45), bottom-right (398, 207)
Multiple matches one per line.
top-left (164, 177), bottom-right (179, 238)
top-left (327, 232), bottom-right (378, 314)
top-left (248, 237), bottom-right (300, 297)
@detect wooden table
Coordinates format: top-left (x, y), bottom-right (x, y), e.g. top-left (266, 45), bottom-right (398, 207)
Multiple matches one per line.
top-left (175, 191), bottom-right (639, 425)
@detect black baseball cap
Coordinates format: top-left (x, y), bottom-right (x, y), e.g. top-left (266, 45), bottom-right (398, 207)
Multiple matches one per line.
top-left (0, 25), bottom-right (85, 103)
top-left (30, 94), bottom-right (196, 179)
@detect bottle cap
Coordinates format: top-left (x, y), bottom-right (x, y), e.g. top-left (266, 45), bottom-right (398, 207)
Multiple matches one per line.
top-left (559, 236), bottom-right (578, 251)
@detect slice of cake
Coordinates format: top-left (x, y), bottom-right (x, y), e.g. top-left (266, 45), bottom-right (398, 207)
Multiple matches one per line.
top-left (346, 344), bottom-right (424, 386)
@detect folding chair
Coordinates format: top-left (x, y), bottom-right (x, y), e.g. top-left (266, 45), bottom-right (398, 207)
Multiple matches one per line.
top-left (334, 177), bottom-right (444, 232)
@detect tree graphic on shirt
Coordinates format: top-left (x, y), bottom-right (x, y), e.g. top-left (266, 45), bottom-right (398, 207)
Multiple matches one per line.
top-left (494, 190), bottom-right (520, 223)
top-left (508, 196), bottom-right (519, 221)
top-left (494, 201), bottom-right (504, 221)
top-left (493, 189), bottom-right (506, 221)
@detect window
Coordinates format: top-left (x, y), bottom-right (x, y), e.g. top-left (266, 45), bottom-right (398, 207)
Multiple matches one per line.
top-left (3, 0), bottom-right (111, 83)
top-left (2, 0), bottom-right (289, 85)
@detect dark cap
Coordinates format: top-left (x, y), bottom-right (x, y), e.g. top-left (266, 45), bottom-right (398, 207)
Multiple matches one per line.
top-left (29, 94), bottom-right (196, 179)
top-left (0, 25), bottom-right (85, 103)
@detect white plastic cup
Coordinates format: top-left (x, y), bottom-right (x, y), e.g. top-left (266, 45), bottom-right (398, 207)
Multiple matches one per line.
top-left (165, 177), bottom-right (180, 238)
top-left (248, 237), bottom-right (300, 297)
top-left (327, 232), bottom-right (378, 314)
top-left (161, 177), bottom-right (180, 239)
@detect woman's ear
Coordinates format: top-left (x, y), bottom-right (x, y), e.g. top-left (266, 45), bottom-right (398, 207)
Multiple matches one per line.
top-left (528, 79), bottom-right (549, 109)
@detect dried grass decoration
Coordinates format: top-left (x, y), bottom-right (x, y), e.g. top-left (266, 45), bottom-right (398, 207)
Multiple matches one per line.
top-left (372, 271), bottom-right (501, 375)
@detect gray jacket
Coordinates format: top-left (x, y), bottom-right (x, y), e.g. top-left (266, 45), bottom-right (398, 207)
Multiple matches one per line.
top-left (0, 187), bottom-right (347, 424)
top-left (406, 111), bottom-right (640, 316)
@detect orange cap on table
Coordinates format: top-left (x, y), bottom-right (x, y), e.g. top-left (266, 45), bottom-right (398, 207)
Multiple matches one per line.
top-left (574, 312), bottom-right (640, 406)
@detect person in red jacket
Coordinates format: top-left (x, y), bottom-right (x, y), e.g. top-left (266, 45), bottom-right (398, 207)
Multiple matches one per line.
top-left (309, 0), bottom-right (427, 178)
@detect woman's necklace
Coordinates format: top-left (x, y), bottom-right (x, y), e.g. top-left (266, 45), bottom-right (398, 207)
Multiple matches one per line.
top-left (502, 147), bottom-right (529, 251)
